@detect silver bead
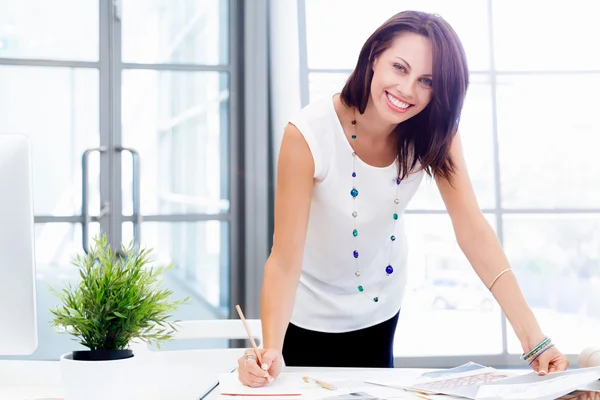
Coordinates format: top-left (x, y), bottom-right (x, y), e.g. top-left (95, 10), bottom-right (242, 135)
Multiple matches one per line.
top-left (394, 198), bottom-right (399, 204)
top-left (352, 211), bottom-right (357, 217)
top-left (355, 271), bottom-right (361, 277)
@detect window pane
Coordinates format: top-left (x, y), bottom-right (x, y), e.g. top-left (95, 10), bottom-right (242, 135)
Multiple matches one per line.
top-left (503, 215), bottom-right (600, 355)
top-left (409, 76), bottom-right (495, 210)
top-left (122, 70), bottom-right (230, 215)
top-left (0, 66), bottom-right (99, 216)
top-left (493, 0), bottom-right (600, 71)
top-left (308, 72), bottom-right (348, 103)
top-left (123, 221), bottom-right (230, 316)
top-left (0, 0), bottom-right (98, 61)
top-left (305, 0), bottom-right (490, 71)
top-left (121, 0), bottom-right (229, 65)
top-left (497, 74), bottom-right (600, 209)
top-left (394, 214), bottom-right (501, 357)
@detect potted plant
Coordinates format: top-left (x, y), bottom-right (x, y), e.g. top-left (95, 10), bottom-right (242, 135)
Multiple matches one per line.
top-left (49, 234), bottom-right (189, 400)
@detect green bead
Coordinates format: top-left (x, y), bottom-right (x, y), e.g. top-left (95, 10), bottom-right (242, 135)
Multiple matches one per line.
top-left (393, 213), bottom-right (398, 220)
top-left (351, 135), bottom-right (356, 139)
top-left (373, 297), bottom-right (379, 302)
top-left (353, 229), bottom-right (358, 237)
top-left (357, 285), bottom-right (363, 292)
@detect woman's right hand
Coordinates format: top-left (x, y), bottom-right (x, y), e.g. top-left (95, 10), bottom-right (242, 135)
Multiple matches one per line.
top-left (237, 348), bottom-right (283, 387)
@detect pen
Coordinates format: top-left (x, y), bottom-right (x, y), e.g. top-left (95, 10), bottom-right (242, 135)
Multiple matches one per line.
top-left (235, 304), bottom-right (263, 365)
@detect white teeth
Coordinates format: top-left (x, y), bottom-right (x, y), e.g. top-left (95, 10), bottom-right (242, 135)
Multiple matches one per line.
top-left (387, 93), bottom-right (410, 109)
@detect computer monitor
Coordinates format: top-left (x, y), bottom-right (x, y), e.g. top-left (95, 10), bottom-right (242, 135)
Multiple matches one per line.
top-left (0, 134), bottom-right (38, 355)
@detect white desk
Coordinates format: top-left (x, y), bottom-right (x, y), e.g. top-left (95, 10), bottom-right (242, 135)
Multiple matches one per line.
top-left (0, 350), bottom-right (245, 400)
top-left (0, 354), bottom-right (528, 400)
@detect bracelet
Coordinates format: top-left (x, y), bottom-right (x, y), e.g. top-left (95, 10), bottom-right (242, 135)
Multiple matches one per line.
top-left (488, 268), bottom-right (512, 291)
top-left (521, 337), bottom-right (551, 361)
top-left (521, 336), bottom-right (552, 362)
top-left (528, 344), bottom-right (555, 366)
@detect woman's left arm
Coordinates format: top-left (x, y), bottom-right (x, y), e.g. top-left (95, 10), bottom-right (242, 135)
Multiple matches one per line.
top-left (435, 132), bottom-right (569, 374)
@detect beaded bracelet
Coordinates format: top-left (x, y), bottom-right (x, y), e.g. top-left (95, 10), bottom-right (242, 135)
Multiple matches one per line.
top-left (525, 341), bottom-right (553, 364)
top-left (521, 337), bottom-right (552, 362)
top-left (522, 337), bottom-right (551, 362)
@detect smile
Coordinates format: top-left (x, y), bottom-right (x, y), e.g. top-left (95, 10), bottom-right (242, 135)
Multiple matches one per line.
top-left (385, 91), bottom-right (413, 113)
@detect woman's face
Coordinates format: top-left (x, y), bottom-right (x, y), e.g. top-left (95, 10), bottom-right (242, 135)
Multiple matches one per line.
top-left (369, 32), bottom-right (434, 125)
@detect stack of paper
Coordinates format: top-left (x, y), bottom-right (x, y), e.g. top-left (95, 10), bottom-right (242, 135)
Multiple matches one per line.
top-left (366, 363), bottom-right (600, 400)
top-left (475, 366), bottom-right (600, 400)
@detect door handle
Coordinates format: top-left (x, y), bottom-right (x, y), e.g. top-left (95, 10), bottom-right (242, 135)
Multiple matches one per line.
top-left (116, 146), bottom-right (142, 251)
top-left (81, 147), bottom-right (106, 253)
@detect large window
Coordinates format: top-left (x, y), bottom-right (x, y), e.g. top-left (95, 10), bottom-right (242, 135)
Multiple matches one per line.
top-left (0, 0), bottom-right (272, 361)
top-left (300, 0), bottom-right (600, 365)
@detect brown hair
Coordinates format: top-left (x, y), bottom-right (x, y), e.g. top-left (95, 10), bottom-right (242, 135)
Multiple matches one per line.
top-left (340, 10), bottom-right (469, 183)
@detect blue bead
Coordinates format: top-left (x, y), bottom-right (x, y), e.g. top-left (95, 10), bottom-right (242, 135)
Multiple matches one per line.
top-left (386, 265), bottom-right (394, 275)
top-left (353, 250), bottom-right (359, 258)
top-left (390, 235), bottom-right (396, 241)
top-left (396, 178), bottom-right (401, 185)
top-left (350, 188), bottom-right (359, 197)
top-left (352, 172), bottom-right (356, 177)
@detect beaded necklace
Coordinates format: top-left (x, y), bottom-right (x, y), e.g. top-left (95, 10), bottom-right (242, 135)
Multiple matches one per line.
top-left (349, 109), bottom-right (402, 303)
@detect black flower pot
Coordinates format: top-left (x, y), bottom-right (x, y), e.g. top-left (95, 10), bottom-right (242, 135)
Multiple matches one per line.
top-left (72, 349), bottom-right (133, 361)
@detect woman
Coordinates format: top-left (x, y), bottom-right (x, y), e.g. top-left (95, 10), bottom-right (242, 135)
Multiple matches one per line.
top-left (237, 10), bottom-right (569, 387)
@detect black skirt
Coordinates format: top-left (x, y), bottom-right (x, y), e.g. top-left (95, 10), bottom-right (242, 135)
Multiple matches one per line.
top-left (281, 311), bottom-right (399, 368)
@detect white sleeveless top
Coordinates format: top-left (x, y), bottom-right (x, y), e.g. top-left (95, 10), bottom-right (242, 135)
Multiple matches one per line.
top-left (287, 94), bottom-right (425, 333)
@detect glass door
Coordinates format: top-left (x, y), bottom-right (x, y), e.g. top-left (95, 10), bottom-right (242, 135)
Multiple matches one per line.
top-left (116, 0), bottom-right (237, 326)
top-left (0, 0), bottom-right (239, 360)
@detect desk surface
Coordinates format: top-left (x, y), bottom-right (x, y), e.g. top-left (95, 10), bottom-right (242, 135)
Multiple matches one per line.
top-left (0, 350), bottom-right (246, 400)
top-left (204, 367), bottom-right (439, 400)
top-left (0, 355), bottom-right (439, 400)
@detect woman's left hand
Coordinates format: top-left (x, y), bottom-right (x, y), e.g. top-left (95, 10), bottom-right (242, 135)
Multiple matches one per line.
top-left (529, 345), bottom-right (569, 375)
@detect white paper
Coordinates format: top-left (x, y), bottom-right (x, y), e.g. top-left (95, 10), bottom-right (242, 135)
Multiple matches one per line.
top-left (219, 372), bottom-right (305, 396)
top-left (475, 369), bottom-right (600, 400)
top-left (218, 372), bottom-right (423, 399)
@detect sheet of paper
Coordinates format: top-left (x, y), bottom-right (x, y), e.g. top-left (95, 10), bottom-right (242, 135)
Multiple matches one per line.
top-left (219, 372), bottom-right (304, 396)
top-left (218, 371), bottom-right (428, 399)
top-left (367, 362), bottom-right (519, 399)
top-left (475, 368), bottom-right (600, 400)
top-left (577, 380), bottom-right (600, 392)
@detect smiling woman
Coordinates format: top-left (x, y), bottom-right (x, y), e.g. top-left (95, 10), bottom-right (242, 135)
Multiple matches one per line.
top-left (236, 9), bottom-right (569, 388)
top-left (340, 11), bottom-right (469, 183)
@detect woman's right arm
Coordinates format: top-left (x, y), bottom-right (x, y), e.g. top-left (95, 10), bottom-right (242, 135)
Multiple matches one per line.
top-left (261, 122), bottom-right (315, 352)
top-left (237, 122), bottom-right (315, 387)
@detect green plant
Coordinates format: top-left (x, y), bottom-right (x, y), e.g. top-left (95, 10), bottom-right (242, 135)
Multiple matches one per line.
top-left (49, 234), bottom-right (189, 351)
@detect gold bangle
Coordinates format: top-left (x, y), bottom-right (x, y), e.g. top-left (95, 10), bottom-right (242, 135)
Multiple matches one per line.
top-left (488, 268), bottom-right (512, 291)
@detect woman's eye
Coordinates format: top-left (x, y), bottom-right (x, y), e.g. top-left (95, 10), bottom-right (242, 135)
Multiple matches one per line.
top-left (420, 77), bottom-right (433, 86)
top-left (393, 64), bottom-right (406, 72)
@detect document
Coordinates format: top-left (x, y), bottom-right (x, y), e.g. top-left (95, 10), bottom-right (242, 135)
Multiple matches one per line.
top-left (475, 367), bottom-right (600, 400)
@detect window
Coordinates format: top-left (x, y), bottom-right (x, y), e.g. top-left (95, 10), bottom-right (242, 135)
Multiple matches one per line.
top-left (300, 0), bottom-right (600, 366)
top-left (0, 0), bottom-right (266, 361)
